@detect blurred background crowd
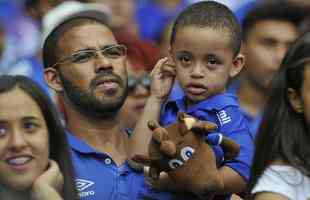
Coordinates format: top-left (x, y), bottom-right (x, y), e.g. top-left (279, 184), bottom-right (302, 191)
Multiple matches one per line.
top-left (0, 0), bottom-right (306, 80)
top-left (1, 1), bottom-right (310, 199)
top-left (1, 0), bottom-right (310, 130)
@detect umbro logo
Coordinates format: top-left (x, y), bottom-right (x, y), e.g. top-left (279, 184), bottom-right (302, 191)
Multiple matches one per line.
top-left (76, 179), bottom-right (95, 191)
top-left (217, 110), bottom-right (231, 126)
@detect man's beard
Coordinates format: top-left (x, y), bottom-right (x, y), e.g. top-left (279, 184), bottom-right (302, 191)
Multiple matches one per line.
top-left (59, 71), bottom-right (128, 118)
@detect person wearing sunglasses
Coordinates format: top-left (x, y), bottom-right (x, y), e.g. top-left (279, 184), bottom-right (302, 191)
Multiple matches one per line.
top-left (117, 32), bottom-right (159, 132)
top-left (122, 70), bottom-right (151, 134)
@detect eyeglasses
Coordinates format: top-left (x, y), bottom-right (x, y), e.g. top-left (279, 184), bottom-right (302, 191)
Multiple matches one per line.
top-left (51, 44), bottom-right (127, 68)
top-left (127, 74), bottom-right (151, 92)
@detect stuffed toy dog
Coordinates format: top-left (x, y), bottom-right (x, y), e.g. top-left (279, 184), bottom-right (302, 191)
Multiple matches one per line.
top-left (132, 112), bottom-right (240, 199)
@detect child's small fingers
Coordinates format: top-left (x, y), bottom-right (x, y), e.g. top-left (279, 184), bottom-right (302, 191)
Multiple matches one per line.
top-left (165, 57), bottom-right (176, 68)
top-left (150, 57), bottom-right (169, 76)
top-left (161, 65), bottom-right (176, 76)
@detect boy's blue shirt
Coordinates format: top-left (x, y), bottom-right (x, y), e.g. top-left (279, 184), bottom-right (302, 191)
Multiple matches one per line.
top-left (160, 82), bottom-right (254, 183)
top-left (227, 79), bottom-right (263, 138)
top-left (66, 131), bottom-right (172, 200)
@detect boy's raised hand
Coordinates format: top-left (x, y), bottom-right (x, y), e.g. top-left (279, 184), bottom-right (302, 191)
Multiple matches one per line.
top-left (31, 160), bottom-right (64, 200)
top-left (128, 57), bottom-right (176, 160)
top-left (150, 57), bottom-right (176, 102)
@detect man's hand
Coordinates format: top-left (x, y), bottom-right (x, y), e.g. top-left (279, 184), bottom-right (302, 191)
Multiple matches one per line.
top-left (150, 57), bottom-right (176, 102)
top-left (31, 160), bottom-right (64, 200)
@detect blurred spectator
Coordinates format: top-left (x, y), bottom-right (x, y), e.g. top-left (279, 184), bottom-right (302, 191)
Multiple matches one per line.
top-left (234, 0), bottom-right (257, 23)
top-left (116, 32), bottom-right (159, 131)
top-left (0, 1), bottom-right (41, 73)
top-left (280, 0), bottom-right (310, 7)
top-left (1, 0), bottom-right (67, 94)
top-left (136, 0), bottom-right (190, 42)
top-left (0, 23), bottom-right (4, 60)
top-left (158, 22), bottom-right (173, 57)
top-left (87, 0), bottom-right (139, 36)
top-left (229, 2), bottom-right (304, 137)
top-left (24, 0), bottom-right (64, 28)
top-left (191, 0), bottom-right (255, 11)
top-left (0, 21), bottom-right (15, 73)
top-left (7, 57), bottom-right (49, 95)
top-left (247, 31), bottom-right (310, 200)
top-left (299, 14), bottom-right (310, 35)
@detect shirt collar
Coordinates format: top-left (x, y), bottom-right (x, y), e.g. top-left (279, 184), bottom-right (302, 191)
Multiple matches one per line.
top-left (66, 130), bottom-right (140, 173)
top-left (187, 93), bottom-right (239, 112)
top-left (66, 130), bottom-right (102, 155)
top-left (166, 81), bottom-right (184, 103)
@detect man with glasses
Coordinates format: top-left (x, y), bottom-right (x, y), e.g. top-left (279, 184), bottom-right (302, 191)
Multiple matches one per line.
top-left (43, 8), bottom-right (171, 200)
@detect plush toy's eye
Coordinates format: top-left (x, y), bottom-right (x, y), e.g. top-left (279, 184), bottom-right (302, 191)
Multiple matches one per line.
top-left (180, 146), bottom-right (195, 161)
top-left (168, 159), bottom-right (184, 169)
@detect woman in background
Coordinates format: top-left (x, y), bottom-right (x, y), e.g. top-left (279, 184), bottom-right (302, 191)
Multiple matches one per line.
top-left (0, 75), bottom-right (78, 200)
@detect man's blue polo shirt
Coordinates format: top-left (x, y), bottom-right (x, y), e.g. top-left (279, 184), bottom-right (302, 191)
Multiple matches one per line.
top-left (160, 83), bottom-right (254, 184)
top-left (66, 132), bottom-right (172, 200)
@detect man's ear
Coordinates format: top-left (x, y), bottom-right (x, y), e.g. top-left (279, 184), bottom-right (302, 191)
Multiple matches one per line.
top-left (288, 88), bottom-right (303, 113)
top-left (229, 54), bottom-right (245, 78)
top-left (44, 68), bottom-right (63, 92)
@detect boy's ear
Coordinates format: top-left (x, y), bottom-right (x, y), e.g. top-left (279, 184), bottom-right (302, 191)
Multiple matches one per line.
top-left (288, 88), bottom-right (303, 113)
top-left (229, 54), bottom-right (245, 78)
top-left (44, 68), bottom-right (64, 92)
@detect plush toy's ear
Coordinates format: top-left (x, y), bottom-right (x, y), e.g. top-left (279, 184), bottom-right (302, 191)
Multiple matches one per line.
top-left (183, 117), bottom-right (197, 129)
top-left (153, 126), bottom-right (169, 143)
top-left (177, 112), bottom-right (193, 123)
top-left (177, 112), bottom-right (186, 122)
top-left (132, 155), bottom-right (153, 166)
top-left (148, 120), bottom-right (170, 142)
top-left (191, 121), bottom-right (217, 135)
top-left (177, 112), bottom-right (197, 136)
top-left (148, 120), bottom-right (159, 131)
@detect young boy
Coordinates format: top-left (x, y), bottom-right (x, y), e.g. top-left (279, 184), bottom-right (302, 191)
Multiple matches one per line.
top-left (130, 1), bottom-right (254, 199)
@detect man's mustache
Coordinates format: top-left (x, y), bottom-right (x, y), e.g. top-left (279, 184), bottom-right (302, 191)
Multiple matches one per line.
top-left (90, 71), bottom-right (124, 89)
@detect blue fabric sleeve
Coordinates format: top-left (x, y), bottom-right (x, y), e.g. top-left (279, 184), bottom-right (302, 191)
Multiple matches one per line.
top-left (223, 129), bottom-right (254, 181)
top-left (217, 107), bottom-right (254, 182)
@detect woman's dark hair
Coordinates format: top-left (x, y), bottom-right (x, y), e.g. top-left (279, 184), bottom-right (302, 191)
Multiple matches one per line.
top-left (246, 32), bottom-right (310, 198)
top-left (0, 75), bottom-right (78, 200)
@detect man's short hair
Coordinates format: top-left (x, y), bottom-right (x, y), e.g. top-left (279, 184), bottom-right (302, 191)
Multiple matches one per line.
top-left (242, 2), bottom-right (306, 40)
top-left (170, 1), bottom-right (242, 57)
top-left (42, 5), bottom-right (110, 69)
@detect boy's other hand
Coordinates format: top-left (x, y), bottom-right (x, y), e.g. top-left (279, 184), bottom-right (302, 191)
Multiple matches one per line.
top-left (150, 57), bottom-right (176, 102)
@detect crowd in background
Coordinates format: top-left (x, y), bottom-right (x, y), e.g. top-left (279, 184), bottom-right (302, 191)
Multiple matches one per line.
top-left (0, 0), bottom-right (310, 199)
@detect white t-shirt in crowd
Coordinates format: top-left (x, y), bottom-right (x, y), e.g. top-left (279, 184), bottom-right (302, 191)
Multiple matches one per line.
top-left (252, 165), bottom-right (310, 200)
